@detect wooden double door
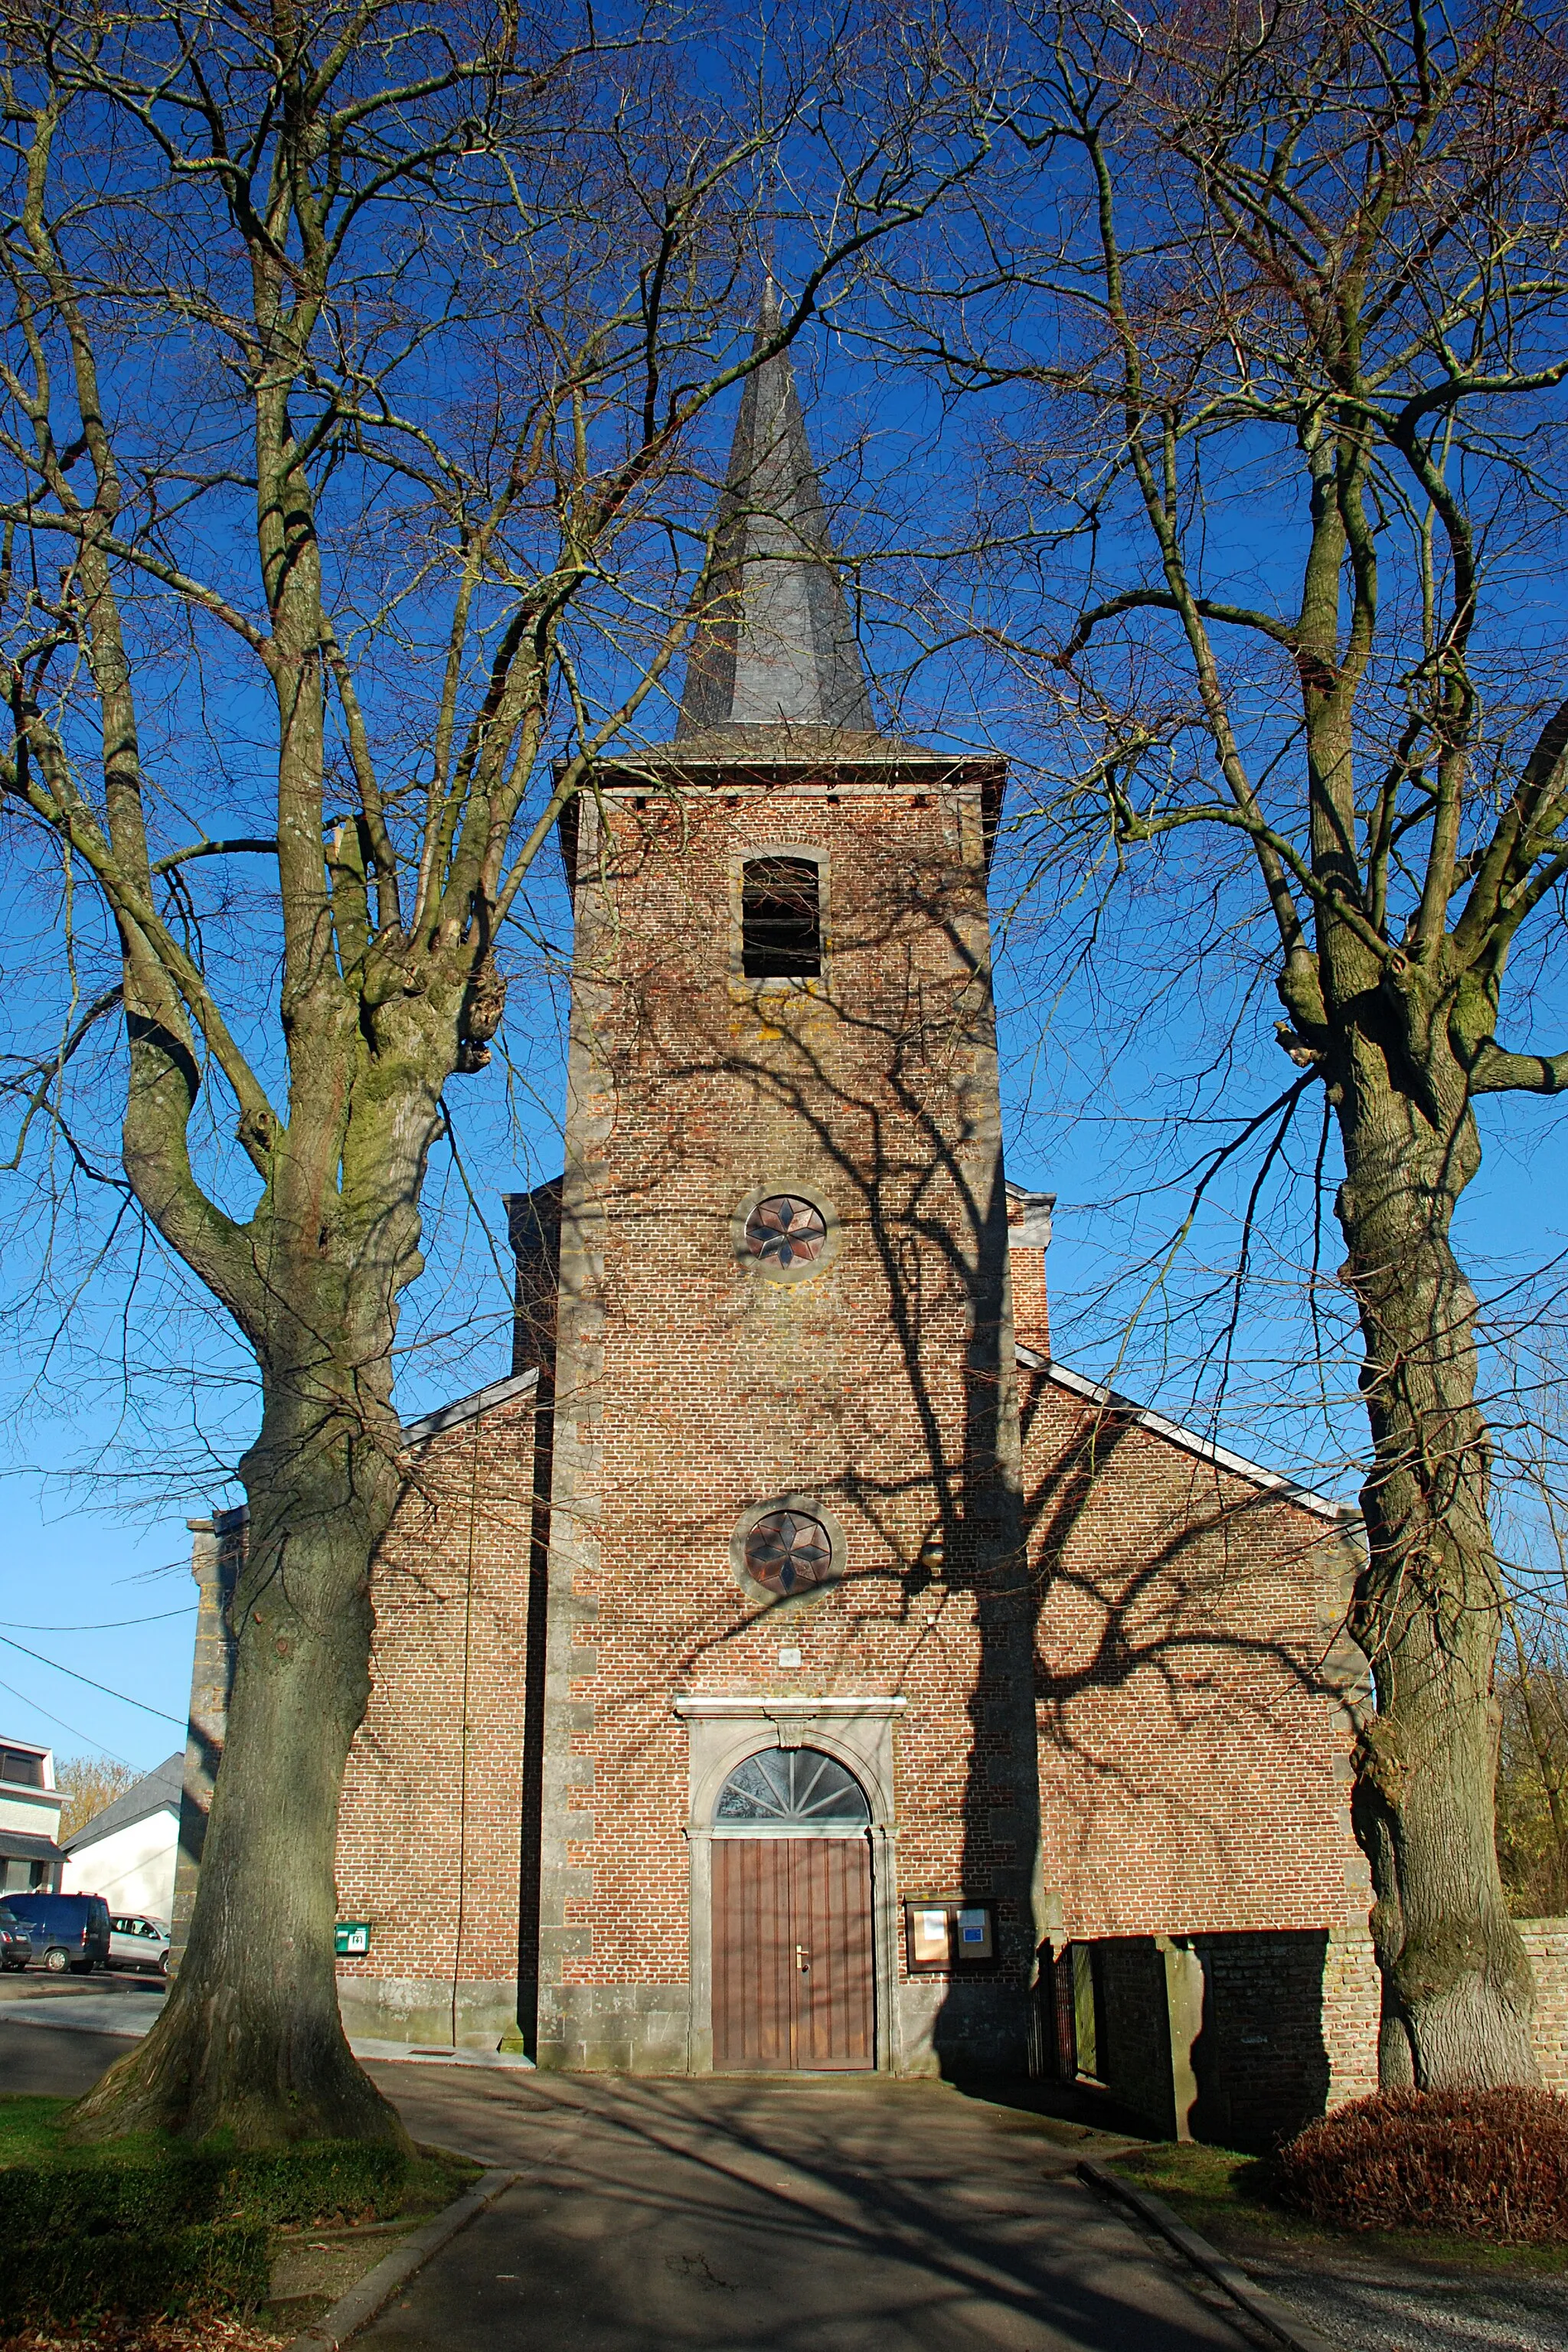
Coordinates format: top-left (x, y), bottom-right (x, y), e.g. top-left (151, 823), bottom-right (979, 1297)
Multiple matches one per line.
top-left (712, 1835), bottom-right (875, 2071)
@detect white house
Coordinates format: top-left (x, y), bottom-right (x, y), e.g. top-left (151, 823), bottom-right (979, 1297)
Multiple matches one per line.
top-left (61, 1753), bottom-right (181, 1925)
top-left (0, 1736), bottom-right (64, 1895)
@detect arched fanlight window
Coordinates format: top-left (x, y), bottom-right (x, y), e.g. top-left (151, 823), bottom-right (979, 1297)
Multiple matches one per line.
top-left (742, 856), bottom-right (821, 978)
top-left (714, 1746), bottom-right (870, 1828)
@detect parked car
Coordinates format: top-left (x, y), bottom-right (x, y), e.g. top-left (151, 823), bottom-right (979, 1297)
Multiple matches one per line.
top-left (107, 1914), bottom-right (171, 1975)
top-left (0, 1890), bottom-right (111, 1972)
top-left (0, 1904), bottom-right (31, 1970)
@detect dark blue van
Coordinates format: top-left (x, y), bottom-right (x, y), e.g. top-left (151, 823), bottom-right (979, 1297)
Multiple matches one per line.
top-left (2, 1891), bottom-right (111, 1972)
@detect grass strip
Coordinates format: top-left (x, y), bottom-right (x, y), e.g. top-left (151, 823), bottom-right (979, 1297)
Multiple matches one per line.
top-left (1107, 2138), bottom-right (1568, 2277)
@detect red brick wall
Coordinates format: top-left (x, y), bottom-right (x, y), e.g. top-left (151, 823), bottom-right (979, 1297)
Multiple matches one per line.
top-left (1010, 1243), bottom-right (1051, 1356)
top-left (1019, 1368), bottom-right (1365, 1939)
top-left (334, 1393), bottom-right (541, 2006)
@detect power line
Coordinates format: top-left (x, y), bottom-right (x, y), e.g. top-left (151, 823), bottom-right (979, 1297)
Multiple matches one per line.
top-left (0, 1608), bottom-right (197, 1633)
top-left (0, 1633), bottom-right (185, 1726)
top-left (0, 1675), bottom-right (139, 1771)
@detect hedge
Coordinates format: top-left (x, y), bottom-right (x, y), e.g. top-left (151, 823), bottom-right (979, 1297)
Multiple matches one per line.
top-left (1, 2223), bottom-right (272, 2324)
top-left (1277, 2086), bottom-right (1568, 2242)
top-left (0, 2130), bottom-right (410, 2320)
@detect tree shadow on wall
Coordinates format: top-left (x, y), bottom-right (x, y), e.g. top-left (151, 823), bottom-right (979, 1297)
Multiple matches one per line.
top-left (554, 793), bottom-right (1358, 2108)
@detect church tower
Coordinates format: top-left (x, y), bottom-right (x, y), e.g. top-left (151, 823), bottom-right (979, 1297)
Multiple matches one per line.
top-left (528, 302), bottom-right (1044, 2074)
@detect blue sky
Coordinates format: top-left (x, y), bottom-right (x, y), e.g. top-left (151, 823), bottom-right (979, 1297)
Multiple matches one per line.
top-left (2, 280), bottom-right (1564, 1778)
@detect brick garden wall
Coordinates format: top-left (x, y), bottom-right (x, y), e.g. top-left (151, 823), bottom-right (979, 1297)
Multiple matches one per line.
top-left (1093, 1939), bottom-right (1178, 2135)
top-left (1523, 1921), bottom-right (1568, 2089)
top-left (1320, 1924), bottom-right (1380, 2107)
top-left (1068, 1920), bottom-right (1567, 2149)
top-left (1311, 1922), bottom-right (1568, 2106)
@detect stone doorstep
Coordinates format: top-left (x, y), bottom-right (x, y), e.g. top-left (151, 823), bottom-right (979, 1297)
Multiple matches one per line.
top-left (352, 2038), bottom-right (536, 2071)
top-left (281, 2165), bottom-right (520, 2352)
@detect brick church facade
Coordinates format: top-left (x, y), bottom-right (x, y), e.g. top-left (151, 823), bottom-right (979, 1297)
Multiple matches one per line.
top-left (176, 314), bottom-right (1398, 2138)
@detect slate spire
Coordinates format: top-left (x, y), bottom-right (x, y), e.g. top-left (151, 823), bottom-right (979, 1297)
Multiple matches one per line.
top-left (678, 286), bottom-right (875, 737)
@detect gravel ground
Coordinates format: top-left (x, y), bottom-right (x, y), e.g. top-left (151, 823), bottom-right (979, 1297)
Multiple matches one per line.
top-left (1243, 2243), bottom-right (1568, 2352)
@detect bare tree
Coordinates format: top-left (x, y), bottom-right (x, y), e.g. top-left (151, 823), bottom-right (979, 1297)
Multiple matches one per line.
top-left (0, 0), bottom-right (996, 2143)
top-left (54, 1752), bottom-right (138, 1838)
top-left (906, 0), bottom-right (1568, 2085)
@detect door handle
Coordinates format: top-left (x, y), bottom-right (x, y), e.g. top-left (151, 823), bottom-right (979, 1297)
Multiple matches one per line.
top-left (795, 1944), bottom-right (811, 1973)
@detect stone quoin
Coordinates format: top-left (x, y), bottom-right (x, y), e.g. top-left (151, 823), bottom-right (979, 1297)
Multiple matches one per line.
top-left (177, 295), bottom-right (1568, 2140)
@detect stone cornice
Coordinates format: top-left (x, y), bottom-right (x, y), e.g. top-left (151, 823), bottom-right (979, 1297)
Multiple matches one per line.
top-left (673, 1694), bottom-right (907, 1717)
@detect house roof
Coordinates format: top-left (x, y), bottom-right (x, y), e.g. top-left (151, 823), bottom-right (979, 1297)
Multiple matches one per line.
top-left (63, 1752), bottom-right (184, 1854)
top-left (0, 1830), bottom-right (64, 1864)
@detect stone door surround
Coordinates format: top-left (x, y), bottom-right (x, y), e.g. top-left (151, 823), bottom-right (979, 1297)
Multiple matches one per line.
top-left (675, 1695), bottom-right (905, 2074)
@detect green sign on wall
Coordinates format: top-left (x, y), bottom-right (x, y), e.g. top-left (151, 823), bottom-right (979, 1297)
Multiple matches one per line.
top-left (334, 1920), bottom-right (371, 1957)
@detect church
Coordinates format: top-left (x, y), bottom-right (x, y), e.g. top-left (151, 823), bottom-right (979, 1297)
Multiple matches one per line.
top-left (175, 318), bottom-right (1393, 2148)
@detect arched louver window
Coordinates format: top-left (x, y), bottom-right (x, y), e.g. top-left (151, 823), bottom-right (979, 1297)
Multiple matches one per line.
top-left (742, 856), bottom-right (821, 978)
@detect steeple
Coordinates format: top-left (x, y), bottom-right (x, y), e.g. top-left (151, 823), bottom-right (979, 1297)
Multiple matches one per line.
top-left (678, 287), bottom-right (876, 738)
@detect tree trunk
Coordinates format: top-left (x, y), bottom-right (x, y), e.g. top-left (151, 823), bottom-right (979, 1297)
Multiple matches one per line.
top-left (1337, 1073), bottom-right (1538, 2088)
top-left (71, 1362), bottom-right (410, 2148)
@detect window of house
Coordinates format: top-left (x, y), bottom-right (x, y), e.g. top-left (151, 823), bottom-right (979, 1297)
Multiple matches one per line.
top-left (0, 1749), bottom-right (42, 1788)
top-left (741, 856), bottom-right (821, 979)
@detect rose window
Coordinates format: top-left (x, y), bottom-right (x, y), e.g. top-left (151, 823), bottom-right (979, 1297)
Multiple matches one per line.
top-left (743, 1509), bottom-right (835, 1596)
top-left (744, 1194), bottom-right (828, 1270)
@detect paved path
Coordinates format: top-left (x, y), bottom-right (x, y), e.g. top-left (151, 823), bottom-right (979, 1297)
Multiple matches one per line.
top-left (12, 2016), bottom-right (1562, 2350)
top-left (358, 2068), bottom-right (1259, 2352)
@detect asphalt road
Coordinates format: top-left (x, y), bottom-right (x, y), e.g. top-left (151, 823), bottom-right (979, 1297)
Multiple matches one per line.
top-left (0, 2015), bottom-right (132, 2095)
top-left (0, 1972), bottom-right (166, 2039)
top-left (356, 2068), bottom-right (1263, 2352)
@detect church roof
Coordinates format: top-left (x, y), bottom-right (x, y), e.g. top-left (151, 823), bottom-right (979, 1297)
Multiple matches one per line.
top-left (1017, 1349), bottom-right (1353, 1524)
top-left (397, 1242), bottom-right (1348, 1521)
top-left (676, 286), bottom-right (879, 742)
top-left (403, 1366), bottom-right (539, 1446)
